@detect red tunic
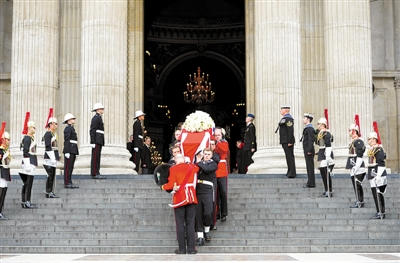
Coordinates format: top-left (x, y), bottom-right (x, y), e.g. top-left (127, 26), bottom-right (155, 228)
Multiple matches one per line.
top-left (162, 163), bottom-right (199, 207)
top-left (215, 141), bottom-right (229, 178)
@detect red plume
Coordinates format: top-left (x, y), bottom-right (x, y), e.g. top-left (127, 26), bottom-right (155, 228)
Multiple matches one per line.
top-left (354, 114), bottom-right (361, 137)
top-left (22, 112), bottom-right (30, 135)
top-left (45, 108), bottom-right (54, 128)
top-left (324, 108), bottom-right (329, 129)
top-left (0, 122), bottom-right (5, 144)
top-left (373, 121), bottom-right (382, 144)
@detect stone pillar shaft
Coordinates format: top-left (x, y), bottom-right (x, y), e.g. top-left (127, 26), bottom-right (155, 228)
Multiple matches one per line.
top-left (248, 0), bottom-right (302, 173)
top-left (245, 0), bottom-right (255, 115)
top-left (79, 0), bottom-right (134, 173)
top-left (10, 0), bottom-right (59, 147)
top-left (324, 0), bottom-right (373, 149)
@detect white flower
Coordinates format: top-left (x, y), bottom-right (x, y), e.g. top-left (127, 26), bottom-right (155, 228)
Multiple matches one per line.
top-left (182, 111), bottom-right (215, 132)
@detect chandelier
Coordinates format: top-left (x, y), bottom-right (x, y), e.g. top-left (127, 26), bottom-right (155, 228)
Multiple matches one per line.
top-left (183, 67), bottom-right (215, 105)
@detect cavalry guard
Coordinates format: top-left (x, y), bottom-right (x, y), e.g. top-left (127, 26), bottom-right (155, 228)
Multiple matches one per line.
top-left (316, 116), bottom-right (334, 197)
top-left (0, 123), bottom-right (11, 219)
top-left (43, 108), bottom-right (59, 198)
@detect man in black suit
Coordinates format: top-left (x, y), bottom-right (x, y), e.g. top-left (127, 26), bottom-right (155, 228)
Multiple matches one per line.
top-left (133, 110), bottom-right (145, 173)
top-left (241, 114), bottom-right (256, 174)
top-left (63, 113), bottom-right (79, 188)
top-left (90, 103), bottom-right (105, 179)
top-left (302, 113), bottom-right (315, 187)
top-left (277, 106), bottom-right (296, 178)
top-left (141, 136), bottom-right (153, 174)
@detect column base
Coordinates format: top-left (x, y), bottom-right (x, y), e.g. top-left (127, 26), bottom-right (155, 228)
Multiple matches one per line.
top-left (74, 145), bottom-right (136, 175)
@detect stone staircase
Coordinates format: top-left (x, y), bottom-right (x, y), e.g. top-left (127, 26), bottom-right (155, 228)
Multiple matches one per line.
top-left (0, 174), bottom-right (399, 253)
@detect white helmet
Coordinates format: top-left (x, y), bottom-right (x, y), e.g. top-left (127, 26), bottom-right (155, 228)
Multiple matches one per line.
top-left (349, 123), bottom-right (360, 132)
top-left (135, 110), bottom-right (146, 118)
top-left (92, 103), bottom-right (105, 112)
top-left (368, 132), bottom-right (378, 140)
top-left (2, 131), bottom-right (10, 140)
top-left (63, 113), bottom-right (76, 124)
top-left (27, 121), bottom-right (36, 128)
top-left (317, 117), bottom-right (327, 126)
top-left (47, 117), bottom-right (58, 125)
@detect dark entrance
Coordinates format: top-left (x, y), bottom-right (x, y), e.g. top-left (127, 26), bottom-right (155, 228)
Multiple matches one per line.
top-left (144, 0), bottom-right (245, 165)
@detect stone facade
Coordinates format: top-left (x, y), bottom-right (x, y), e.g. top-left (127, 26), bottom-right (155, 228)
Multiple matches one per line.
top-left (0, 0), bottom-right (399, 173)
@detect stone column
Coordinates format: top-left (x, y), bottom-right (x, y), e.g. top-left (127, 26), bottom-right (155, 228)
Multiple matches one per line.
top-left (78, 0), bottom-right (134, 174)
top-left (248, 0), bottom-right (302, 174)
top-left (324, 0), bottom-right (373, 170)
top-left (10, 0), bottom-right (59, 170)
top-left (128, 0), bottom-right (144, 138)
top-left (245, 0), bottom-right (255, 115)
top-left (394, 0), bottom-right (400, 70)
top-left (58, 0), bottom-right (81, 155)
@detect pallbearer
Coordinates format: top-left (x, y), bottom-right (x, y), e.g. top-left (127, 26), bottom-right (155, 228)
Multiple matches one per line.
top-left (90, 103), bottom-right (105, 179)
top-left (43, 108), bottom-right (59, 198)
top-left (0, 123), bottom-right (11, 219)
top-left (316, 116), bottom-right (334, 197)
top-left (63, 113), bottom-right (79, 189)
top-left (367, 122), bottom-right (387, 219)
top-left (302, 113), bottom-right (315, 188)
top-left (19, 113), bottom-right (37, 209)
top-left (346, 115), bottom-right (366, 208)
top-left (214, 127), bottom-right (229, 221)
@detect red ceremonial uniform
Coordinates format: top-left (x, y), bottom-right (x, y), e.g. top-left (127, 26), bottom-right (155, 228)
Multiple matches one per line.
top-left (162, 163), bottom-right (199, 206)
top-left (215, 140), bottom-right (229, 178)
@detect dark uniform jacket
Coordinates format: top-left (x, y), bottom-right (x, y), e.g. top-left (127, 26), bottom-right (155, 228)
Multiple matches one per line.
top-left (133, 119), bottom-right (144, 149)
top-left (346, 138), bottom-right (365, 169)
top-left (90, 113), bottom-right (104, 146)
top-left (0, 146), bottom-right (11, 181)
top-left (196, 159), bottom-right (217, 194)
top-left (63, 125), bottom-right (79, 155)
top-left (367, 146), bottom-right (387, 180)
top-left (243, 123), bottom-right (257, 152)
top-left (279, 114), bottom-right (295, 144)
top-left (316, 130), bottom-right (334, 161)
top-left (43, 131), bottom-right (60, 161)
top-left (141, 144), bottom-right (153, 170)
top-left (302, 124), bottom-right (315, 154)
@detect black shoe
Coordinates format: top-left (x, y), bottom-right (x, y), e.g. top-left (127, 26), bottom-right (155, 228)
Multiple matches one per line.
top-left (216, 215), bottom-right (221, 220)
top-left (196, 238), bottom-right (205, 246)
top-left (350, 202), bottom-right (364, 208)
top-left (23, 201), bottom-right (37, 209)
top-left (46, 192), bottom-right (59, 198)
top-left (370, 212), bottom-right (385, 219)
top-left (64, 184), bottom-right (79, 189)
top-left (204, 232), bottom-right (211, 242)
top-left (187, 249), bottom-right (197, 254)
top-left (92, 175), bottom-right (106, 180)
top-left (303, 184), bottom-right (315, 188)
top-left (221, 216), bottom-right (227, 222)
top-left (211, 225), bottom-right (217, 231)
top-left (0, 213), bottom-right (7, 220)
top-left (174, 249), bottom-right (186, 254)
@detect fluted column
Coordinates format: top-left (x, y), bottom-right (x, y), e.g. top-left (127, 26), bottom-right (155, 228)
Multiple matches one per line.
top-left (78, 0), bottom-right (134, 174)
top-left (58, 0), bottom-right (81, 153)
top-left (394, 0), bottom-right (400, 70)
top-left (128, 0), bottom-right (144, 138)
top-left (245, 0), bottom-right (255, 115)
top-left (10, 0), bottom-right (59, 168)
top-left (324, 0), bottom-right (373, 169)
top-left (248, 0), bottom-right (302, 173)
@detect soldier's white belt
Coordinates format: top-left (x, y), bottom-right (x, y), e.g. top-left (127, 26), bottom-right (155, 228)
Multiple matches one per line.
top-left (319, 146), bottom-right (326, 149)
top-left (52, 147), bottom-right (59, 150)
top-left (367, 163), bottom-right (377, 168)
top-left (138, 135), bottom-right (143, 139)
top-left (197, 180), bottom-right (213, 187)
top-left (96, 130), bottom-right (104, 134)
top-left (29, 152), bottom-right (37, 155)
top-left (70, 140), bottom-right (78, 144)
top-left (348, 154), bottom-right (357, 157)
top-left (220, 160), bottom-right (227, 163)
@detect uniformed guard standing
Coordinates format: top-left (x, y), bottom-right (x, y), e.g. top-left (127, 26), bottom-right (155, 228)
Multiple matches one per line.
top-left (302, 113), bottom-right (315, 188)
top-left (367, 123), bottom-right (387, 219)
top-left (43, 109), bottom-right (59, 198)
top-left (241, 114), bottom-right (256, 174)
top-left (195, 148), bottom-right (218, 246)
top-left (19, 113), bottom-right (37, 209)
top-left (90, 103), bottom-right (105, 179)
top-left (133, 110), bottom-right (145, 173)
top-left (161, 154), bottom-right (199, 254)
top-left (346, 116), bottom-right (366, 208)
top-left (276, 106), bottom-right (296, 178)
top-left (214, 127), bottom-right (229, 221)
top-left (63, 113), bottom-right (79, 189)
top-left (316, 117), bottom-right (334, 197)
top-left (0, 123), bottom-right (11, 219)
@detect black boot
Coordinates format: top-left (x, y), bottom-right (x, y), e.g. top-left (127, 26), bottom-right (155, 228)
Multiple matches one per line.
top-left (20, 173), bottom-right (27, 207)
top-left (378, 192), bottom-right (385, 215)
top-left (44, 165), bottom-right (55, 194)
top-left (319, 167), bottom-right (328, 195)
top-left (0, 187), bottom-right (7, 220)
top-left (371, 187), bottom-right (379, 213)
top-left (23, 175), bottom-right (37, 209)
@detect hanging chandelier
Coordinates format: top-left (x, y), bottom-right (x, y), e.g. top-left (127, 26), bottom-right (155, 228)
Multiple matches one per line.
top-left (183, 67), bottom-right (215, 105)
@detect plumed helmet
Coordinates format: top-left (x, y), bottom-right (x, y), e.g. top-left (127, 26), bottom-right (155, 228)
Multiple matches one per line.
top-left (317, 117), bottom-right (327, 126)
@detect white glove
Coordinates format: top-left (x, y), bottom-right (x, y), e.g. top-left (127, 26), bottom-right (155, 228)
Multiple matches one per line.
top-left (134, 147), bottom-right (139, 152)
top-left (90, 144), bottom-right (96, 148)
top-left (65, 153), bottom-right (70, 159)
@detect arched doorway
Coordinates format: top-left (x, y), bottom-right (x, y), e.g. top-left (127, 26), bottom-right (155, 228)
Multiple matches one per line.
top-left (143, 0), bottom-right (245, 163)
